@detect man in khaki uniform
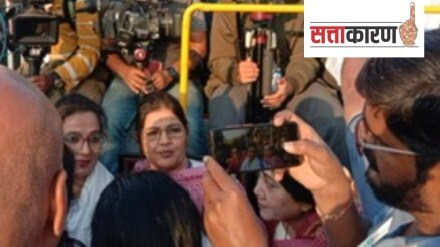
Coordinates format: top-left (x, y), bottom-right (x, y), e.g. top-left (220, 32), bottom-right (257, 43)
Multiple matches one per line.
top-left (207, 0), bottom-right (349, 166)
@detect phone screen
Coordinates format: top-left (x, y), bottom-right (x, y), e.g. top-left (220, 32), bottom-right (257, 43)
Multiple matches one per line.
top-left (209, 122), bottom-right (301, 173)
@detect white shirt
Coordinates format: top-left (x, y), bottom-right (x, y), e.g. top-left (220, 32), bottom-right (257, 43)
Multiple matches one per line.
top-left (66, 161), bottom-right (114, 246)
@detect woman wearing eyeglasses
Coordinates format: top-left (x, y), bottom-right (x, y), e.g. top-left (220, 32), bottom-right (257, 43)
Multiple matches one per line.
top-left (132, 92), bottom-right (206, 211)
top-left (56, 94), bottom-right (114, 247)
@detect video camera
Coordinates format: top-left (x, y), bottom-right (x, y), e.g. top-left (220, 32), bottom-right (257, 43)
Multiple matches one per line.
top-left (10, 0), bottom-right (58, 46)
top-left (101, 0), bottom-right (183, 93)
top-left (9, 0), bottom-right (59, 76)
top-left (117, 0), bottom-right (181, 47)
top-left (102, 0), bottom-right (182, 56)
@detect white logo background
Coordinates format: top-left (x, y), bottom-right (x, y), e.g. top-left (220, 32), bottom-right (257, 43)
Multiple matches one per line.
top-left (304, 0), bottom-right (425, 57)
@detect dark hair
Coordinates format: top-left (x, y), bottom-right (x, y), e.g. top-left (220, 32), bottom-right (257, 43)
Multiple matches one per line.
top-left (57, 233), bottom-right (87, 247)
top-left (355, 29), bottom-right (440, 175)
top-left (91, 171), bottom-right (202, 247)
top-left (137, 92), bottom-right (188, 133)
top-left (57, 147), bottom-right (87, 247)
top-left (63, 145), bottom-right (75, 206)
top-left (56, 93), bottom-right (107, 132)
top-left (280, 173), bottom-right (315, 207)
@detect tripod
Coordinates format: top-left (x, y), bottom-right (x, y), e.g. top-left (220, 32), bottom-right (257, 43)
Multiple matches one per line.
top-left (133, 45), bottom-right (156, 94)
top-left (244, 12), bottom-right (278, 123)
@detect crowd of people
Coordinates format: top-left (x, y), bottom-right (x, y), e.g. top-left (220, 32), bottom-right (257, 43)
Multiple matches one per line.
top-left (1, 0), bottom-right (440, 246)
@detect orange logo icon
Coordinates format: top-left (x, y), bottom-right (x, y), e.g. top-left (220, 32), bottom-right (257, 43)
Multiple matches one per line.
top-left (399, 2), bottom-right (418, 46)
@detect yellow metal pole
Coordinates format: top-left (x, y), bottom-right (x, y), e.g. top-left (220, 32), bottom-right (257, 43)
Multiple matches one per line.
top-left (180, 3), bottom-right (440, 111)
top-left (179, 3), bottom-right (304, 112)
top-left (425, 6), bottom-right (440, 13)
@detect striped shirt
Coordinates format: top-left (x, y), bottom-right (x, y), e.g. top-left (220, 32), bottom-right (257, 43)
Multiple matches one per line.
top-left (50, 0), bottom-right (101, 90)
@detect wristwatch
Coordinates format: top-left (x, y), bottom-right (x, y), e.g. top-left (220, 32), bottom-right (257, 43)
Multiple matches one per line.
top-left (166, 66), bottom-right (179, 82)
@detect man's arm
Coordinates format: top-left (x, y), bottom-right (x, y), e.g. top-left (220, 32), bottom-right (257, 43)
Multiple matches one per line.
top-left (54, 1), bottom-right (101, 90)
top-left (105, 53), bottom-right (149, 94)
top-left (261, 13), bottom-right (322, 109)
top-left (274, 110), bottom-right (368, 247)
top-left (208, 11), bottom-right (241, 85)
top-left (178, 4), bottom-right (208, 72)
top-left (106, 53), bottom-right (128, 77)
top-left (283, 15), bottom-right (322, 95)
top-left (151, 9), bottom-right (208, 91)
top-left (170, 30), bottom-right (207, 73)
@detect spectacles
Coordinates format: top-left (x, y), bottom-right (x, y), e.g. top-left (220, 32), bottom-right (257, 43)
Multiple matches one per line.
top-left (144, 124), bottom-right (185, 142)
top-left (354, 115), bottom-right (417, 156)
top-left (64, 132), bottom-right (105, 153)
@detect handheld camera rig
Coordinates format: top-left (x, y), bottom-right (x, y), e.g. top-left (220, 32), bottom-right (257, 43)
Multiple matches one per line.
top-left (10, 0), bottom-right (59, 76)
top-left (244, 11), bottom-right (279, 123)
top-left (101, 0), bottom-right (182, 93)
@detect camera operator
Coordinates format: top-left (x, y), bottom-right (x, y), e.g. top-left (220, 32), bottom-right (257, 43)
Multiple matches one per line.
top-left (27, 0), bottom-right (107, 103)
top-left (99, 0), bottom-right (208, 174)
top-left (206, 0), bottom-right (349, 167)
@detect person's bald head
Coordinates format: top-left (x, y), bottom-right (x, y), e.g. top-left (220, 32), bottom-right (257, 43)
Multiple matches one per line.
top-left (0, 66), bottom-right (66, 247)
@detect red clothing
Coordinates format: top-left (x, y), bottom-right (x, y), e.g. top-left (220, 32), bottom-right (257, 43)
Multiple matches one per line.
top-left (268, 212), bottom-right (329, 247)
top-left (226, 156), bottom-right (244, 173)
top-left (273, 232), bottom-right (328, 247)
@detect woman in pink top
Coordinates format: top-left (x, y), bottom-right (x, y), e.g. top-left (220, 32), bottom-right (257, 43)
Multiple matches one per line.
top-left (254, 170), bottom-right (329, 247)
top-left (132, 92), bottom-right (205, 211)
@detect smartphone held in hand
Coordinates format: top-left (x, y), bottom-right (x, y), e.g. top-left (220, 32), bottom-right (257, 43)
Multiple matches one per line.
top-left (209, 122), bottom-right (301, 174)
